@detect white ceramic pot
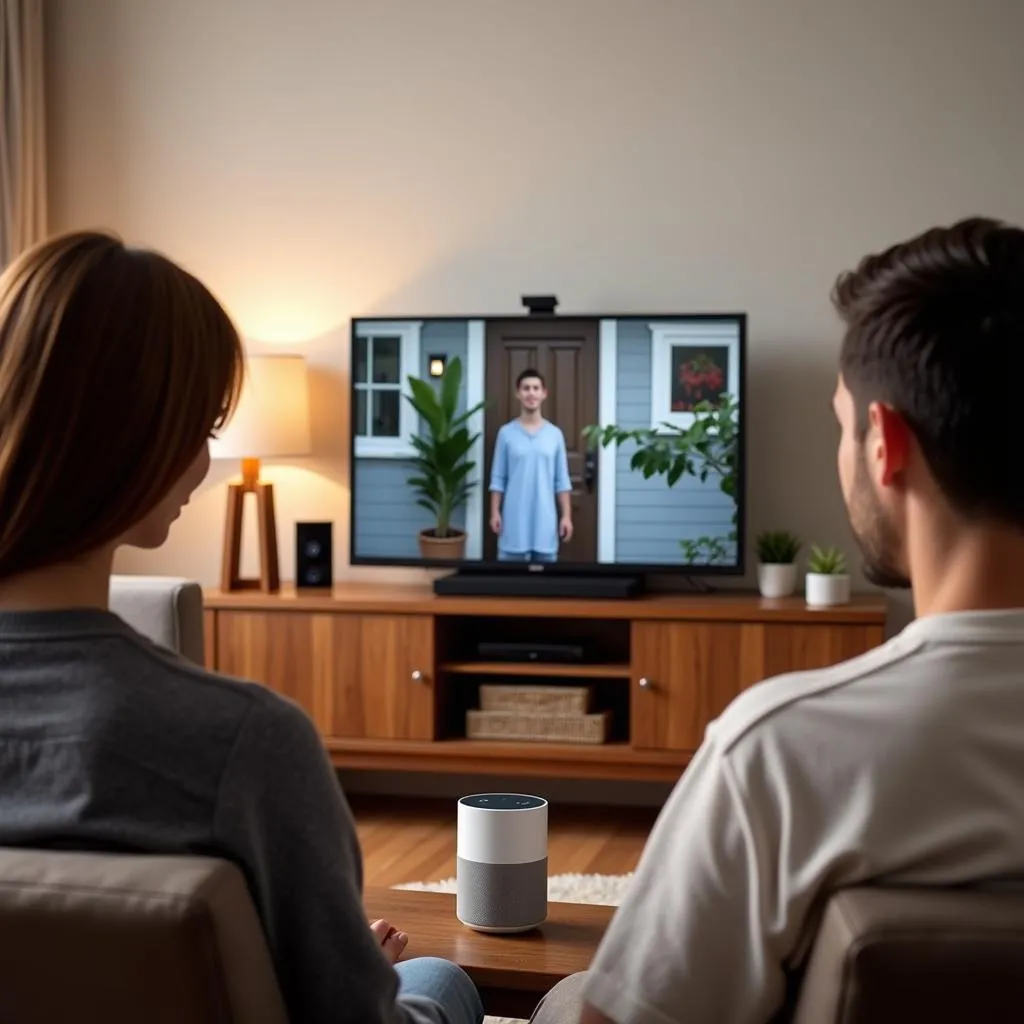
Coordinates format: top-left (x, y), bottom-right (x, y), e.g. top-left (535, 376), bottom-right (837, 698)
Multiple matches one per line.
top-left (805, 572), bottom-right (852, 607)
top-left (758, 562), bottom-right (798, 598)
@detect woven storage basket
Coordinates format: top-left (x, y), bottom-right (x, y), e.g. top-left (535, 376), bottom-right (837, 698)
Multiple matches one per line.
top-left (466, 709), bottom-right (610, 745)
top-left (479, 684), bottom-right (591, 714)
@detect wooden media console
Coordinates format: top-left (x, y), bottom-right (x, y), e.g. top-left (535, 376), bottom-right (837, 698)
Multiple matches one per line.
top-left (203, 584), bottom-right (887, 783)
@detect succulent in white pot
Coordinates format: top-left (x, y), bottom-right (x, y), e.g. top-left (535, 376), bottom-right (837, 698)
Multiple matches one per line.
top-left (805, 544), bottom-right (851, 607)
top-left (756, 529), bottom-right (802, 598)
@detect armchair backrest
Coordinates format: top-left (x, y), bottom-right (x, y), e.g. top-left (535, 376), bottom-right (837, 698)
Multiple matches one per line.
top-left (0, 850), bottom-right (288, 1024)
top-left (109, 574), bottom-right (205, 664)
top-left (793, 886), bottom-right (1024, 1023)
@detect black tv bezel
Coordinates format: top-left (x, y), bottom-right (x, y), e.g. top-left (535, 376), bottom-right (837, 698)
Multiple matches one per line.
top-left (348, 311), bottom-right (747, 577)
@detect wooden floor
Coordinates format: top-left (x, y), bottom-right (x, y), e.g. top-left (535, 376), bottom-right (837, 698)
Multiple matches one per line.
top-left (351, 796), bottom-right (658, 887)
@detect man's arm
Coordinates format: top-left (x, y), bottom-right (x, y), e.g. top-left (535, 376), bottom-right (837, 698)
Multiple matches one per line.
top-left (490, 429), bottom-right (508, 533)
top-left (557, 489), bottom-right (573, 540)
top-left (214, 694), bottom-right (448, 1024)
top-left (554, 430), bottom-right (572, 496)
top-left (577, 734), bottom-right (788, 1024)
top-left (555, 430), bottom-right (573, 538)
top-left (489, 428), bottom-right (508, 494)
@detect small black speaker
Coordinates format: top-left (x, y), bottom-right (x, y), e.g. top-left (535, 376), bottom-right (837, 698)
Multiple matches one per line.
top-left (295, 522), bottom-right (333, 589)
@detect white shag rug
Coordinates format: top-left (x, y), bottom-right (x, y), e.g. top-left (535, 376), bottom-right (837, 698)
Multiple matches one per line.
top-left (393, 871), bottom-right (632, 905)
top-left (393, 873), bottom-right (632, 1023)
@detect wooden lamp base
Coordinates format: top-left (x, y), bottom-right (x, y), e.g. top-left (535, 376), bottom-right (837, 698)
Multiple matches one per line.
top-left (220, 457), bottom-right (280, 592)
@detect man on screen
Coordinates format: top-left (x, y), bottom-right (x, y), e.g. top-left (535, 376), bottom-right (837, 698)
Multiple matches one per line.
top-left (489, 368), bottom-right (573, 562)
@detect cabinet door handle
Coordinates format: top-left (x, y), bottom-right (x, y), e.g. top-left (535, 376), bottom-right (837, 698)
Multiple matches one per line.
top-left (638, 676), bottom-right (652, 690)
top-left (411, 669), bottom-right (425, 683)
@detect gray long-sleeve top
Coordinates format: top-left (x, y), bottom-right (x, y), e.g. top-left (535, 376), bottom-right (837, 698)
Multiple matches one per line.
top-left (0, 608), bottom-right (444, 1024)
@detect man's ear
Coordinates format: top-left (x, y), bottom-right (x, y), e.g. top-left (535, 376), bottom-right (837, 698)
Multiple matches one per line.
top-left (868, 402), bottom-right (910, 487)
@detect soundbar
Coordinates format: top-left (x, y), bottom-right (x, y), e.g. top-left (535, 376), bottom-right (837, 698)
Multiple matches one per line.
top-left (432, 573), bottom-right (644, 599)
top-left (477, 641), bottom-right (584, 663)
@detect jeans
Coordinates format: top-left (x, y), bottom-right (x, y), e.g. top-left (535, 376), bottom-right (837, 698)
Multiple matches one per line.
top-left (498, 550), bottom-right (556, 563)
top-left (395, 957), bottom-right (484, 1024)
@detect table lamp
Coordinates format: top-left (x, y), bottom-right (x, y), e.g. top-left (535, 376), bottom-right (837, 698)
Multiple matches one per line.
top-left (210, 354), bottom-right (311, 592)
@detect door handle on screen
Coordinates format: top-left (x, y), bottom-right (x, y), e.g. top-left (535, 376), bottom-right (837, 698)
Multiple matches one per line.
top-left (583, 450), bottom-right (597, 493)
top-left (638, 677), bottom-right (653, 690)
top-left (410, 669), bottom-right (425, 683)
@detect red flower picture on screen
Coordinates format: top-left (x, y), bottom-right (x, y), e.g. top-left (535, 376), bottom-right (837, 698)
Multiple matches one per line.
top-left (671, 347), bottom-right (728, 411)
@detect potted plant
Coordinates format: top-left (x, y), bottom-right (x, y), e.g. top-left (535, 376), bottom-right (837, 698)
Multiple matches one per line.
top-left (405, 356), bottom-right (485, 560)
top-left (756, 530), bottom-right (802, 598)
top-left (805, 544), bottom-right (851, 607)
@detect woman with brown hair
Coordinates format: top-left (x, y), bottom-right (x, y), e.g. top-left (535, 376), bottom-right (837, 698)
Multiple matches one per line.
top-left (0, 231), bottom-right (482, 1024)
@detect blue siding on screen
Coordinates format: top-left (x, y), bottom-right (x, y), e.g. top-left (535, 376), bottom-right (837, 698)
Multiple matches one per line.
top-left (614, 322), bottom-right (737, 565)
top-left (418, 321), bottom-right (470, 395)
top-left (353, 460), bottom-right (467, 558)
top-left (353, 321), bottom-right (475, 560)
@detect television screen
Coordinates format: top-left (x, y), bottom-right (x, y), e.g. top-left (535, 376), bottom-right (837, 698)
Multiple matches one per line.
top-left (349, 313), bottom-right (745, 574)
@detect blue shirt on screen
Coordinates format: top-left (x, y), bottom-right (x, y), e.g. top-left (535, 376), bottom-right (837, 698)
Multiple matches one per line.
top-left (490, 419), bottom-right (571, 557)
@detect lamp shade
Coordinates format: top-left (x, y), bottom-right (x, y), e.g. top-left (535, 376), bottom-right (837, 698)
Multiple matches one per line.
top-left (210, 354), bottom-right (312, 459)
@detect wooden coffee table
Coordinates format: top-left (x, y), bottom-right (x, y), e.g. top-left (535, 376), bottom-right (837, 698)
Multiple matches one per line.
top-left (365, 887), bottom-right (613, 1019)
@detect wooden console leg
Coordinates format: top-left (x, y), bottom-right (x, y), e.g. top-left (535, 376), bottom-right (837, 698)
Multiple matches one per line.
top-left (220, 483), bottom-right (245, 592)
top-left (220, 479), bottom-right (280, 593)
top-left (255, 483), bottom-right (280, 592)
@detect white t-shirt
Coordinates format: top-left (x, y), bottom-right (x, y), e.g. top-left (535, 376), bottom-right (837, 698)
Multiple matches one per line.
top-left (584, 610), bottom-right (1024, 1024)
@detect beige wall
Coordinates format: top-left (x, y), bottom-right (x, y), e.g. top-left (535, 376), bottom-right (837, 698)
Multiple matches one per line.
top-left (45, 0), bottom-right (1024, 594)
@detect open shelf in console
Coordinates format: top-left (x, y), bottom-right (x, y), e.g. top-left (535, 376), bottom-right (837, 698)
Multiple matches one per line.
top-left (435, 614), bottom-right (632, 746)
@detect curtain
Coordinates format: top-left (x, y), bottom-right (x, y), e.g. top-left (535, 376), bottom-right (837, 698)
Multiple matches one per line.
top-left (0, 0), bottom-right (46, 267)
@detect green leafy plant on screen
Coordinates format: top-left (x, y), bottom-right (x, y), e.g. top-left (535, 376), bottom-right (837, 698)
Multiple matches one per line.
top-left (404, 356), bottom-right (485, 538)
top-left (583, 393), bottom-right (740, 565)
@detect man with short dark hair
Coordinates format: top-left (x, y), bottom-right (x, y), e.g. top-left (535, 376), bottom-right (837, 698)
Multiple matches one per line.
top-left (535, 218), bottom-right (1024, 1024)
top-left (489, 368), bottom-right (573, 562)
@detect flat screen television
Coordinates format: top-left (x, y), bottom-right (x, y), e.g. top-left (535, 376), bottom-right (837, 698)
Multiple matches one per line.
top-left (349, 312), bottom-right (746, 578)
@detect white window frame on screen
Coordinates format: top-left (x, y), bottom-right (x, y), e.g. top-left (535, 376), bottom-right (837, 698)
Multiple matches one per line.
top-left (353, 321), bottom-right (422, 458)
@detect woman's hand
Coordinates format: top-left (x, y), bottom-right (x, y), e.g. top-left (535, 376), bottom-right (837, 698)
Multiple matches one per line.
top-left (370, 918), bottom-right (409, 964)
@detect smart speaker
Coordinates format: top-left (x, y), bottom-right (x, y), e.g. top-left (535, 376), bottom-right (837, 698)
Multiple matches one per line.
top-left (456, 793), bottom-right (548, 933)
